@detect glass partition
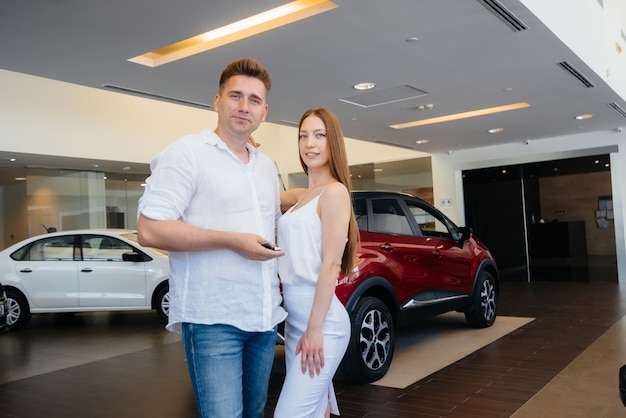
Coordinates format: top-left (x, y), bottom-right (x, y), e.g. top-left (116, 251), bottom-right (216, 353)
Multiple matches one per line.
top-left (103, 173), bottom-right (146, 230)
top-left (287, 157), bottom-right (432, 201)
top-left (26, 168), bottom-right (106, 236)
top-left (22, 168), bottom-right (146, 237)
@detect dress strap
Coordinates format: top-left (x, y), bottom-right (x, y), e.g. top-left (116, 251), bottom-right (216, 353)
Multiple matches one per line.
top-left (318, 181), bottom-right (346, 200)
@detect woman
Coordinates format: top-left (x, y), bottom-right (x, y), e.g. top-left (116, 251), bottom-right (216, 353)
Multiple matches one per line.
top-left (274, 108), bottom-right (359, 417)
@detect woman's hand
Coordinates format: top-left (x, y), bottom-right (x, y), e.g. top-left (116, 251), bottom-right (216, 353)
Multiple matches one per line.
top-left (295, 328), bottom-right (325, 377)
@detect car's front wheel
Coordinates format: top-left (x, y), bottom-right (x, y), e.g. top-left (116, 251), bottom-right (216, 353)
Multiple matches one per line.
top-left (340, 296), bottom-right (395, 383)
top-left (464, 271), bottom-right (498, 328)
top-left (154, 283), bottom-right (169, 323)
top-left (5, 289), bottom-right (31, 331)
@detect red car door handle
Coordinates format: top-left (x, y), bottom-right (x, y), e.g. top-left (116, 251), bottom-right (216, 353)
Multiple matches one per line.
top-left (432, 251), bottom-right (442, 258)
top-left (380, 243), bottom-right (394, 252)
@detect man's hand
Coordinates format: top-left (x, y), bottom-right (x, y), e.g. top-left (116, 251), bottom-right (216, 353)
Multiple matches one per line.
top-left (234, 233), bottom-right (284, 260)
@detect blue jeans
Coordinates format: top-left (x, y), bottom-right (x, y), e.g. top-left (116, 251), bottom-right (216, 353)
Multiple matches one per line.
top-left (182, 323), bottom-right (277, 418)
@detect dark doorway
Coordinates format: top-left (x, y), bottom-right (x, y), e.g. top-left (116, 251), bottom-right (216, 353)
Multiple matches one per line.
top-left (462, 155), bottom-right (617, 282)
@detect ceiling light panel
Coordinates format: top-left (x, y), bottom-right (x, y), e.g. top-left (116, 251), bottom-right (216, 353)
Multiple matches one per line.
top-left (129, 0), bottom-right (338, 67)
top-left (340, 85), bottom-right (429, 108)
top-left (390, 102), bottom-right (530, 129)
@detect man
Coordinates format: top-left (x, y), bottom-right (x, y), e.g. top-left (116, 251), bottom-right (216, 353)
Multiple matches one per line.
top-left (137, 58), bottom-right (286, 418)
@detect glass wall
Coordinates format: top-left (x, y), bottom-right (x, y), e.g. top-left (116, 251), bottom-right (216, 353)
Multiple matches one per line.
top-left (0, 168), bottom-right (147, 250)
top-left (103, 172), bottom-right (146, 231)
top-left (3, 157), bottom-right (431, 248)
top-left (462, 154), bottom-right (616, 282)
top-left (287, 157), bottom-right (433, 201)
top-left (26, 168), bottom-right (106, 236)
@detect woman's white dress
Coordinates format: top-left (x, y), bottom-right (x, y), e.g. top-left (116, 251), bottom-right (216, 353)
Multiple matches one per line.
top-left (273, 193), bottom-right (351, 418)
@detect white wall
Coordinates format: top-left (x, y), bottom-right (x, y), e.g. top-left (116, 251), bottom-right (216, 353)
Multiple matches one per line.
top-left (0, 69), bottom-right (426, 182)
top-left (2, 69), bottom-right (214, 163)
top-left (521, 0), bottom-right (626, 101)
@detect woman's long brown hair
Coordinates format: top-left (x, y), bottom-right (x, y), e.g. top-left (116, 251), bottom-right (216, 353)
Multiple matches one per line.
top-left (298, 108), bottom-right (359, 276)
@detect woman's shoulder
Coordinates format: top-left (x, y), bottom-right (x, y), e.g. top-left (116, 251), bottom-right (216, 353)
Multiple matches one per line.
top-left (324, 181), bottom-right (348, 194)
top-left (318, 182), bottom-right (351, 219)
top-left (320, 182), bottom-right (349, 202)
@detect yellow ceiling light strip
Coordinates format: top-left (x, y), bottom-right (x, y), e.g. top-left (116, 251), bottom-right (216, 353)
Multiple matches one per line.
top-left (389, 102), bottom-right (531, 129)
top-left (129, 0), bottom-right (338, 67)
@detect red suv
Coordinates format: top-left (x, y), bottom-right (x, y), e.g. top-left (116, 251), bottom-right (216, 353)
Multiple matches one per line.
top-left (337, 191), bottom-right (499, 383)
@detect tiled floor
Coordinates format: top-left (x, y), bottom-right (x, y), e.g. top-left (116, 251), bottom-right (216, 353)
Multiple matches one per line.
top-left (1, 278), bottom-right (625, 417)
top-left (512, 315), bottom-right (626, 418)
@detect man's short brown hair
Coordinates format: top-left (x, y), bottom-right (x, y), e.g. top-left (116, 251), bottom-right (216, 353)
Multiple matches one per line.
top-left (219, 58), bottom-right (272, 95)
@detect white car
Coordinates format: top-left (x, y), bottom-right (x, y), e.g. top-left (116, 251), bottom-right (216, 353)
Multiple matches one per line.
top-left (0, 229), bottom-right (169, 330)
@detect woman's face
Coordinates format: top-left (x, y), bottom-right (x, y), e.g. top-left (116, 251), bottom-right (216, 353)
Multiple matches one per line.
top-left (299, 115), bottom-right (329, 170)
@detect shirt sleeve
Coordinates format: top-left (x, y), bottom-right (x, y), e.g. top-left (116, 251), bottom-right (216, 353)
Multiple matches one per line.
top-left (138, 139), bottom-right (198, 221)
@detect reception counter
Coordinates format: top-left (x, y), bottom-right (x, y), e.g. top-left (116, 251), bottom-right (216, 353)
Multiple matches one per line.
top-left (527, 221), bottom-right (588, 281)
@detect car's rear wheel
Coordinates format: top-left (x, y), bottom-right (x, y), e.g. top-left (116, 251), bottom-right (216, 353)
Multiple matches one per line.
top-left (154, 284), bottom-right (169, 323)
top-left (340, 296), bottom-right (395, 383)
top-left (464, 271), bottom-right (498, 328)
top-left (6, 289), bottom-right (31, 331)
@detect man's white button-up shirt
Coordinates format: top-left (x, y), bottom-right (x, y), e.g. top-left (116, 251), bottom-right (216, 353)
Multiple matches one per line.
top-left (138, 129), bottom-right (286, 333)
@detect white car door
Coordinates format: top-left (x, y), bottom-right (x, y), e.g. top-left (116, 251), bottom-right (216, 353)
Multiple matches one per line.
top-left (15, 235), bottom-right (79, 309)
top-left (78, 235), bottom-right (147, 308)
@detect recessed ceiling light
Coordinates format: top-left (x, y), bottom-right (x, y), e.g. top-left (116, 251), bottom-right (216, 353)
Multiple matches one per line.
top-left (575, 114), bottom-right (593, 120)
top-left (406, 37), bottom-right (419, 42)
top-left (129, 0), bottom-right (338, 67)
top-left (415, 139), bottom-right (429, 144)
top-left (373, 168), bottom-right (383, 172)
top-left (353, 82), bottom-right (376, 90)
top-left (15, 177), bottom-right (26, 181)
top-left (390, 102), bottom-right (530, 129)
top-left (488, 128), bottom-right (504, 133)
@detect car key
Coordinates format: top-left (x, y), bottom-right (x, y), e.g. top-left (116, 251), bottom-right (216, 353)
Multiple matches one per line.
top-left (261, 242), bottom-right (282, 251)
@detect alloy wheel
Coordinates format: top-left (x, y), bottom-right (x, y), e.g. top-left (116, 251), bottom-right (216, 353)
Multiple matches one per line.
top-left (359, 309), bottom-right (391, 371)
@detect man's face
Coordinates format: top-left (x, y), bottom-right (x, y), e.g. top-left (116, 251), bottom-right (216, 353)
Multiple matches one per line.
top-left (214, 75), bottom-right (268, 137)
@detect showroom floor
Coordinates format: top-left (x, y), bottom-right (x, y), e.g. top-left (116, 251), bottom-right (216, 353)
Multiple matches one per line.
top-left (1, 279), bottom-right (625, 417)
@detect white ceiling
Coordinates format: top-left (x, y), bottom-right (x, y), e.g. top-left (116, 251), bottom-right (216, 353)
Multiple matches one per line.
top-left (1, 0), bottom-right (625, 183)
